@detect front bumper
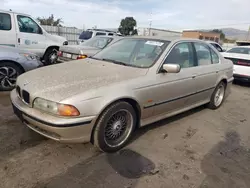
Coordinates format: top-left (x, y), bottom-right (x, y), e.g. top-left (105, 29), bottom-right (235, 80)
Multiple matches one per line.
top-left (233, 74), bottom-right (250, 82)
top-left (11, 90), bottom-right (96, 143)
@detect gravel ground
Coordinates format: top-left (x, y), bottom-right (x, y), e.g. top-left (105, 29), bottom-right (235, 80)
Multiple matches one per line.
top-left (0, 82), bottom-right (250, 188)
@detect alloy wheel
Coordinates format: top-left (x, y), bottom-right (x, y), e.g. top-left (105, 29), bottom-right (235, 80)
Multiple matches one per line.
top-left (0, 66), bottom-right (18, 90)
top-left (104, 109), bottom-right (134, 148)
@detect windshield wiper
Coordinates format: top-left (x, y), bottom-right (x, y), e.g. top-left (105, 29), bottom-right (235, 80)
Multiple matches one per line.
top-left (101, 58), bottom-right (128, 66)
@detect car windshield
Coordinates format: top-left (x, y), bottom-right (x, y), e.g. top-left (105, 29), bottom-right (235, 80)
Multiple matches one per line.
top-left (92, 38), bottom-right (169, 68)
top-left (81, 37), bottom-right (113, 49)
top-left (79, 31), bottom-right (93, 40)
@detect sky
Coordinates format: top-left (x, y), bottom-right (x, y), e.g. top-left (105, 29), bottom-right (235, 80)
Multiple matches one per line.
top-left (2, 0), bottom-right (250, 31)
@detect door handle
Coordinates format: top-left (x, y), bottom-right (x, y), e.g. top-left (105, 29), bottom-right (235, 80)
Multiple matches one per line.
top-left (216, 71), bottom-right (219, 73)
top-left (18, 38), bottom-right (20, 44)
top-left (192, 75), bottom-right (196, 79)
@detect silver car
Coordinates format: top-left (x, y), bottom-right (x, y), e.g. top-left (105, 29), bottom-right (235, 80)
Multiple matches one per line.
top-left (11, 36), bottom-right (233, 152)
top-left (0, 46), bottom-right (43, 91)
top-left (58, 36), bottom-right (122, 61)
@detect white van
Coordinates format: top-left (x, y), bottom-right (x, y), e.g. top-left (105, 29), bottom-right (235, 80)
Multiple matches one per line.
top-left (0, 10), bottom-right (68, 65)
top-left (78, 29), bottom-right (120, 43)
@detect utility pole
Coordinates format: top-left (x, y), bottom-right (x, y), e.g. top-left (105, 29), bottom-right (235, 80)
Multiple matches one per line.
top-left (149, 12), bottom-right (152, 36)
top-left (247, 25), bottom-right (250, 41)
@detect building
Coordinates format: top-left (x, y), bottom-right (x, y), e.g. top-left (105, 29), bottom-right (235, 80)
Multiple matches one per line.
top-left (182, 30), bottom-right (221, 43)
top-left (137, 27), bottom-right (182, 38)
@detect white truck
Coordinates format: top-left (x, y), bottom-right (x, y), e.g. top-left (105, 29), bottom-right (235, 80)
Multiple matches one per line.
top-left (0, 10), bottom-right (68, 65)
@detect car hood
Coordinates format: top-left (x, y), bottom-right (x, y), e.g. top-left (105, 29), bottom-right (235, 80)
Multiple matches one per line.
top-left (16, 59), bottom-right (148, 102)
top-left (59, 45), bottom-right (100, 55)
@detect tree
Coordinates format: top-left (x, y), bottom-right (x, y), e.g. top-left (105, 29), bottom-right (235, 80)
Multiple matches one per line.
top-left (118, 17), bottom-right (138, 36)
top-left (212, 29), bottom-right (225, 41)
top-left (37, 14), bottom-right (63, 26)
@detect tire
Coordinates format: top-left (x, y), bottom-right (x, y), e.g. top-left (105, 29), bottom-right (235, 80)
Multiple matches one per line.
top-left (93, 101), bottom-right (137, 153)
top-left (43, 48), bottom-right (58, 66)
top-left (0, 62), bottom-right (23, 91)
top-left (207, 81), bottom-right (226, 110)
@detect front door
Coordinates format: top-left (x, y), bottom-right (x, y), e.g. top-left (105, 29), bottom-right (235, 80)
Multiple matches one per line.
top-left (152, 42), bottom-right (198, 116)
top-left (0, 12), bottom-right (17, 47)
top-left (15, 14), bottom-right (46, 56)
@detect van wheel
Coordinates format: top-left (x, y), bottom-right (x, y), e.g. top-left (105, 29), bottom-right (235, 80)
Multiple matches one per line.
top-left (207, 81), bottom-right (226, 109)
top-left (43, 48), bottom-right (58, 65)
top-left (93, 102), bottom-right (137, 153)
top-left (0, 62), bottom-right (22, 91)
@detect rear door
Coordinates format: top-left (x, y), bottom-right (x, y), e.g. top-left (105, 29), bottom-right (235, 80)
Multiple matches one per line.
top-left (0, 12), bottom-right (17, 47)
top-left (191, 42), bottom-right (221, 102)
top-left (15, 14), bottom-right (46, 56)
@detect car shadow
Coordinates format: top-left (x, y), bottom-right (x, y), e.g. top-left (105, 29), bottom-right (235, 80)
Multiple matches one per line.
top-left (233, 80), bottom-right (250, 87)
top-left (130, 105), bottom-right (206, 144)
top-left (34, 149), bottom-right (156, 188)
top-left (199, 131), bottom-right (250, 188)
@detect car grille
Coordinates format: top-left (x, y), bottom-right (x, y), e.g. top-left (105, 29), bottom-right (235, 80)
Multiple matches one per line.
top-left (16, 86), bottom-right (30, 104)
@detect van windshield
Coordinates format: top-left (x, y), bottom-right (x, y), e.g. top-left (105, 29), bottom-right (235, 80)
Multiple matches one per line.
top-left (79, 31), bottom-right (93, 40)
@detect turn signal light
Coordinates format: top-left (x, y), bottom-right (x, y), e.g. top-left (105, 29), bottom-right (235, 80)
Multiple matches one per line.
top-left (77, 55), bottom-right (87, 59)
top-left (58, 104), bottom-right (80, 116)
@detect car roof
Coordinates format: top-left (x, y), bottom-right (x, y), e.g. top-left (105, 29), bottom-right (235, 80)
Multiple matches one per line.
top-left (126, 36), bottom-right (209, 43)
top-left (0, 9), bottom-right (30, 17)
top-left (230, 46), bottom-right (250, 49)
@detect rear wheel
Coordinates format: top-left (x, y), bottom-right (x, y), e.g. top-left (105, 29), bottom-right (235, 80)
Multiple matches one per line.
top-left (207, 81), bottom-right (226, 109)
top-left (93, 102), bottom-right (137, 153)
top-left (0, 62), bottom-right (22, 91)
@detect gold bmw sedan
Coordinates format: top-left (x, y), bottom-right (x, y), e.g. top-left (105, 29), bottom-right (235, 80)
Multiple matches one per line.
top-left (11, 36), bottom-right (234, 152)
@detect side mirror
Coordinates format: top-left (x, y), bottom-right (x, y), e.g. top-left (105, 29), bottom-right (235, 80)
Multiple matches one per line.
top-left (162, 64), bottom-right (181, 73)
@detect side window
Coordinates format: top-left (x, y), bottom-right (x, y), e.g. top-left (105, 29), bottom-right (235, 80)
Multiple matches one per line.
top-left (210, 49), bottom-right (220, 64)
top-left (164, 42), bottom-right (196, 68)
top-left (96, 32), bottom-right (106, 36)
top-left (214, 44), bottom-right (223, 52)
top-left (17, 15), bottom-right (42, 34)
top-left (108, 33), bottom-right (114, 36)
top-left (194, 43), bottom-right (212, 66)
top-left (0, 13), bottom-right (11, 31)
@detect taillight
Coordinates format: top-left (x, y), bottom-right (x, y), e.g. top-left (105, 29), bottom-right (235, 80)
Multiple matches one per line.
top-left (77, 55), bottom-right (87, 59)
top-left (57, 51), bottom-right (62, 57)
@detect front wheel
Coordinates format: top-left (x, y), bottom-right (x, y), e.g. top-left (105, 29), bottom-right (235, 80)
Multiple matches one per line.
top-left (43, 48), bottom-right (58, 65)
top-left (207, 81), bottom-right (226, 109)
top-left (93, 102), bottom-right (137, 153)
top-left (0, 62), bottom-right (22, 91)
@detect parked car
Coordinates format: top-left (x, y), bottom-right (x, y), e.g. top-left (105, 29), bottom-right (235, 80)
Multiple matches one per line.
top-left (0, 46), bottom-right (43, 91)
top-left (58, 36), bottom-right (122, 62)
top-left (221, 46), bottom-right (250, 82)
top-left (78, 29), bottom-right (118, 43)
top-left (0, 10), bottom-right (68, 65)
top-left (11, 37), bottom-right (233, 152)
top-left (206, 41), bottom-right (224, 52)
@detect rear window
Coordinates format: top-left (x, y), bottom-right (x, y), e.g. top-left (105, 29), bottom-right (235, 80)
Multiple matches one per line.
top-left (227, 47), bottom-right (250, 55)
top-left (79, 31), bottom-right (93, 40)
top-left (0, 13), bottom-right (11, 30)
top-left (225, 57), bottom-right (250, 67)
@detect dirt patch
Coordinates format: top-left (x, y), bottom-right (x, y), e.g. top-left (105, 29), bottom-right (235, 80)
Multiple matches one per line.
top-left (200, 131), bottom-right (250, 188)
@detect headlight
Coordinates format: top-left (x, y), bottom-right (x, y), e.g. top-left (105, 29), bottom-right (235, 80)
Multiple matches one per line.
top-left (20, 53), bottom-right (39, 61)
top-left (33, 98), bottom-right (80, 116)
